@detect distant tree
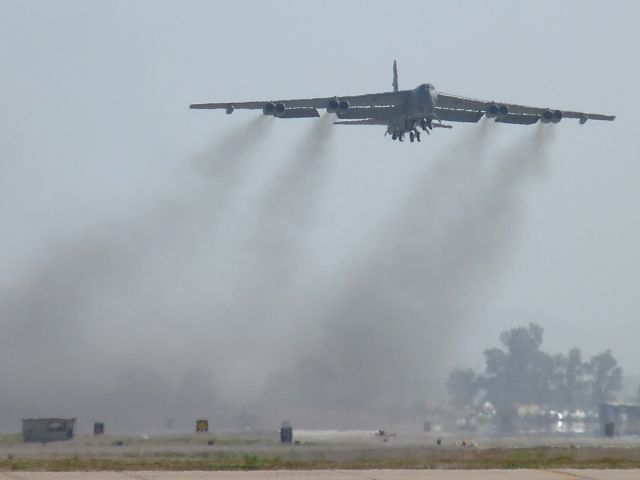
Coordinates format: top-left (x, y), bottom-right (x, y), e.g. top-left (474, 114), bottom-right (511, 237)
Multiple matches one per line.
top-left (586, 350), bottom-right (623, 406)
top-left (550, 348), bottom-right (589, 410)
top-left (547, 353), bottom-right (567, 407)
top-left (479, 323), bottom-right (555, 408)
top-left (479, 346), bottom-right (508, 407)
top-left (447, 324), bottom-right (625, 412)
top-left (566, 348), bottom-right (589, 405)
top-left (447, 367), bottom-right (478, 408)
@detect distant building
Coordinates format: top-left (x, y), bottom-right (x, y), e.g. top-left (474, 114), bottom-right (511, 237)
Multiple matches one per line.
top-left (600, 403), bottom-right (640, 436)
top-left (22, 418), bottom-right (75, 443)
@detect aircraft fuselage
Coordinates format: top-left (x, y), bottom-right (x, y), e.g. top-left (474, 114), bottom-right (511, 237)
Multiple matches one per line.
top-left (386, 84), bottom-right (438, 141)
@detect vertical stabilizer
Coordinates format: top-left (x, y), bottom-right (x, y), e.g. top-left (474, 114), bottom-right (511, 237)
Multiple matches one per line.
top-left (392, 60), bottom-right (398, 92)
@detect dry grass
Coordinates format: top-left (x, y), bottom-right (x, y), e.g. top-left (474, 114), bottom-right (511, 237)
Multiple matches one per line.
top-left (2, 447), bottom-right (640, 472)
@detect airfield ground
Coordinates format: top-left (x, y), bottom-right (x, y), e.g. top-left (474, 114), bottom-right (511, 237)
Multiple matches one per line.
top-left (1, 470), bottom-right (640, 480)
top-left (1, 431), bottom-right (640, 474)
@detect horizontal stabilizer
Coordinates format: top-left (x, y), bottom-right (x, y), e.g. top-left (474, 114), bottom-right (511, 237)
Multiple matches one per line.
top-left (495, 114), bottom-right (540, 125)
top-left (435, 108), bottom-right (484, 123)
top-left (278, 108), bottom-right (320, 119)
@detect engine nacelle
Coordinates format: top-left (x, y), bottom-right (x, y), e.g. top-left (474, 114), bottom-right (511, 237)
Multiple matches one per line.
top-left (273, 103), bottom-right (286, 117)
top-left (486, 103), bottom-right (509, 118)
top-left (225, 105), bottom-right (234, 114)
top-left (263, 102), bottom-right (276, 116)
top-left (552, 109), bottom-right (563, 123)
top-left (327, 98), bottom-right (340, 113)
top-left (327, 98), bottom-right (349, 113)
top-left (541, 109), bottom-right (563, 123)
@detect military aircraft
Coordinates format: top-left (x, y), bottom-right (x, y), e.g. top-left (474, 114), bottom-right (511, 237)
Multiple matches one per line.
top-left (190, 61), bottom-right (615, 143)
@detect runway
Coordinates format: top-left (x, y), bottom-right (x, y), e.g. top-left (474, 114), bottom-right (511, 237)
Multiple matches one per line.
top-left (1, 470), bottom-right (639, 479)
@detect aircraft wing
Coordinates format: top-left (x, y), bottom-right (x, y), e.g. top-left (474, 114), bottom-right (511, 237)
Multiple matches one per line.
top-left (190, 90), bottom-right (409, 111)
top-left (436, 92), bottom-right (615, 123)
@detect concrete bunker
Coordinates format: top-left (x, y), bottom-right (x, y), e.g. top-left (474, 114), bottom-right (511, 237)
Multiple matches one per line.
top-left (22, 417), bottom-right (75, 443)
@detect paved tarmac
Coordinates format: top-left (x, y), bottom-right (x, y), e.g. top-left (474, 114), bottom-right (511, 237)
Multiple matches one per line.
top-left (1, 470), bottom-right (640, 479)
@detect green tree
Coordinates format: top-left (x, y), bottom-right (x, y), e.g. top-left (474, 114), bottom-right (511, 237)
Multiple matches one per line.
top-left (447, 324), bottom-right (625, 412)
top-left (479, 323), bottom-right (555, 408)
top-left (586, 350), bottom-right (623, 406)
top-left (549, 348), bottom-right (589, 410)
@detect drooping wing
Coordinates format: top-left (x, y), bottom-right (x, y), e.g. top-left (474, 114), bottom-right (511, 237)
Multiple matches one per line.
top-left (436, 92), bottom-right (615, 123)
top-left (190, 90), bottom-right (409, 111)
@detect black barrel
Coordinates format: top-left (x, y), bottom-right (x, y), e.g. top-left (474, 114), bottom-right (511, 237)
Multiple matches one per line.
top-left (94, 422), bottom-right (104, 435)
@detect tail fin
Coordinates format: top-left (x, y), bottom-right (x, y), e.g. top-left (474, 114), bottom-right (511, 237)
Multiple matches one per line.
top-left (392, 60), bottom-right (398, 92)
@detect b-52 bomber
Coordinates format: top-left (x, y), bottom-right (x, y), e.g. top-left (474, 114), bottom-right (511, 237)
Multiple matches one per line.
top-left (190, 61), bottom-right (615, 143)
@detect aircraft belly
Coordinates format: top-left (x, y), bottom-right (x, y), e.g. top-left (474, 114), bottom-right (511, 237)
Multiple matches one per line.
top-left (408, 96), bottom-right (433, 117)
top-left (387, 117), bottom-right (405, 129)
top-left (387, 116), bottom-right (420, 132)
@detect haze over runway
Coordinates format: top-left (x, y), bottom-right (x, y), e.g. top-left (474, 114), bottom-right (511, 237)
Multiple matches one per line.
top-left (0, 0), bottom-right (638, 432)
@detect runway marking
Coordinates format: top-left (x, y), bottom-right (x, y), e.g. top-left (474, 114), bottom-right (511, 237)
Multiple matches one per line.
top-left (542, 471), bottom-right (601, 480)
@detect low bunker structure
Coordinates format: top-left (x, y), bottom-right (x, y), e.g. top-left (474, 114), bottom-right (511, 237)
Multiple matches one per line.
top-left (22, 417), bottom-right (75, 443)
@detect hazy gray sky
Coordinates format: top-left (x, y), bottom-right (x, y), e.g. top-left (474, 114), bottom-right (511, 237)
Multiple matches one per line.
top-left (0, 0), bottom-right (638, 430)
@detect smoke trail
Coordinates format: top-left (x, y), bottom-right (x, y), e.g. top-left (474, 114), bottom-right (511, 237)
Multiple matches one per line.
top-left (0, 116), bottom-right (275, 431)
top-left (433, 123), bottom-right (554, 289)
top-left (188, 116), bottom-right (337, 397)
top-left (194, 115), bottom-right (273, 178)
top-left (248, 113), bottom-right (335, 278)
top-left (162, 115), bottom-right (274, 232)
top-left (254, 123), bottom-right (496, 412)
top-left (413, 124), bottom-right (555, 352)
top-left (300, 123), bottom-right (555, 411)
top-left (428, 122), bottom-right (554, 353)
top-left (259, 114), bottom-right (334, 219)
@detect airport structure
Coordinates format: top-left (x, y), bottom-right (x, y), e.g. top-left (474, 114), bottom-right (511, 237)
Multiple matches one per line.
top-left (22, 417), bottom-right (75, 443)
top-left (196, 419), bottom-right (209, 433)
top-left (280, 421), bottom-right (293, 443)
top-left (93, 422), bottom-right (104, 436)
top-left (600, 403), bottom-right (640, 436)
